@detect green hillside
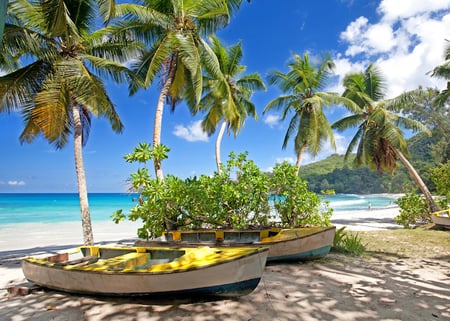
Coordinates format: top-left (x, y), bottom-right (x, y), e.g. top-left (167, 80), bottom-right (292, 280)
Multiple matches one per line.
top-left (298, 135), bottom-right (440, 194)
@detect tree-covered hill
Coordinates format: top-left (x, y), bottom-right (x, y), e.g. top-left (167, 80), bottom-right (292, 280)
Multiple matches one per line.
top-left (298, 134), bottom-right (442, 194)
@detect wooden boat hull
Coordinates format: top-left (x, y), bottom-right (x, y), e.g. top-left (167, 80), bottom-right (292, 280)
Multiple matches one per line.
top-left (432, 210), bottom-right (450, 228)
top-left (22, 246), bottom-right (268, 297)
top-left (136, 226), bottom-right (336, 263)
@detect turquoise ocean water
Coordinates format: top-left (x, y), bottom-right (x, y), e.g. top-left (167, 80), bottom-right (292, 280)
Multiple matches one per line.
top-left (0, 193), bottom-right (399, 226)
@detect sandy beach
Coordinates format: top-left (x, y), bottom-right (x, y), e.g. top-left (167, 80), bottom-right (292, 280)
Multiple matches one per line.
top-left (1, 207), bottom-right (449, 321)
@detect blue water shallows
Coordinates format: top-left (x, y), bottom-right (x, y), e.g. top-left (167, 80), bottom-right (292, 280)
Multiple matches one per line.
top-left (0, 193), bottom-right (399, 226)
top-left (323, 194), bottom-right (399, 212)
top-left (0, 193), bottom-right (138, 225)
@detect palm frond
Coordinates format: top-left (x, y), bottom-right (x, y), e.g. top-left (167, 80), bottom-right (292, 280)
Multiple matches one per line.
top-left (41, 0), bottom-right (80, 38)
top-left (0, 60), bottom-right (51, 112)
top-left (331, 114), bottom-right (364, 131)
top-left (263, 95), bottom-right (296, 113)
top-left (98, 0), bottom-right (116, 24)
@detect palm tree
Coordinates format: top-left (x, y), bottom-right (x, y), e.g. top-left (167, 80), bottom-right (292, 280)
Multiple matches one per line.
top-left (197, 35), bottom-right (265, 173)
top-left (0, 0), bottom-right (6, 45)
top-left (332, 64), bottom-right (439, 212)
top-left (0, 0), bottom-right (138, 245)
top-left (112, 0), bottom-right (245, 181)
top-left (431, 40), bottom-right (450, 106)
top-left (263, 52), bottom-right (359, 175)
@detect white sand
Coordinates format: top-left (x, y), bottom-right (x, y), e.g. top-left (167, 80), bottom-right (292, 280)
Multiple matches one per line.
top-left (1, 207), bottom-right (449, 321)
top-left (331, 206), bottom-right (401, 231)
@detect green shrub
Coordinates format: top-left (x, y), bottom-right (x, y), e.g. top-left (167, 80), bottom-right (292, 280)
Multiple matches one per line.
top-left (113, 143), bottom-right (332, 239)
top-left (332, 227), bottom-right (366, 256)
top-left (394, 193), bottom-right (431, 228)
top-left (271, 162), bottom-right (332, 227)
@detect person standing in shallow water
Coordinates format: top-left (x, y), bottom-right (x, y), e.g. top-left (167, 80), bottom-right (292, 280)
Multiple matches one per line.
top-left (368, 202), bottom-right (372, 211)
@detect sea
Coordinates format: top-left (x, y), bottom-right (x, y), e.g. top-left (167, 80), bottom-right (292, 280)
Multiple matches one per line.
top-left (0, 193), bottom-right (401, 226)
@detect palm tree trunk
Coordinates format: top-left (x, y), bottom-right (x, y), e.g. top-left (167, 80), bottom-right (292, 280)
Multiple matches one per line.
top-left (72, 104), bottom-right (94, 245)
top-left (215, 121), bottom-right (227, 173)
top-left (396, 149), bottom-right (440, 213)
top-left (153, 90), bottom-right (165, 181)
top-left (0, 0), bottom-right (6, 46)
top-left (295, 146), bottom-right (308, 176)
top-left (153, 54), bottom-right (178, 181)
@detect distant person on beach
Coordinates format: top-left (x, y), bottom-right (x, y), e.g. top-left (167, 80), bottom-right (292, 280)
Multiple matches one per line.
top-left (368, 202), bottom-right (372, 211)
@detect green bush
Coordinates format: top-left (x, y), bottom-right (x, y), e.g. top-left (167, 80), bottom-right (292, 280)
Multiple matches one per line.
top-left (432, 161), bottom-right (450, 209)
top-left (113, 143), bottom-right (332, 239)
top-left (271, 162), bottom-right (332, 227)
top-left (394, 193), bottom-right (431, 228)
top-left (332, 227), bottom-right (366, 256)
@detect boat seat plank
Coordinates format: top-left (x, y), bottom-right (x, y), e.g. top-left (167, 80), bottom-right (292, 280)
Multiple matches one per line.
top-left (54, 255), bottom-right (99, 266)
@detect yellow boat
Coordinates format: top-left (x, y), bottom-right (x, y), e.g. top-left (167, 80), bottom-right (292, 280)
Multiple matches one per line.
top-left (22, 246), bottom-right (268, 297)
top-left (432, 209), bottom-right (450, 228)
top-left (136, 226), bottom-right (336, 263)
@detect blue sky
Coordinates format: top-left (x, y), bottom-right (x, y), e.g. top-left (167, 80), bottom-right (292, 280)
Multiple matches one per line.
top-left (1, 0), bottom-right (449, 193)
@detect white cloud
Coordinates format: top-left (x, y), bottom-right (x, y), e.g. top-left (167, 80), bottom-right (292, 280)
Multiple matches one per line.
top-left (335, 3), bottom-right (449, 98)
top-left (275, 157), bottom-right (296, 165)
top-left (263, 114), bottom-right (281, 128)
top-left (8, 180), bottom-right (26, 186)
top-left (378, 0), bottom-right (450, 21)
top-left (173, 120), bottom-right (209, 142)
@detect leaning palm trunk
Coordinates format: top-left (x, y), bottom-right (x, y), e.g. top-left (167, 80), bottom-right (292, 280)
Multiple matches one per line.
top-left (295, 146), bottom-right (308, 176)
top-left (215, 121), bottom-right (227, 174)
top-left (153, 55), bottom-right (178, 181)
top-left (153, 87), bottom-right (166, 181)
top-left (0, 0), bottom-right (6, 46)
top-left (395, 149), bottom-right (440, 213)
top-left (72, 104), bottom-right (94, 246)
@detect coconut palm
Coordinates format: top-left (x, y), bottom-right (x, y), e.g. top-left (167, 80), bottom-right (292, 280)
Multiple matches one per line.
top-left (113, 0), bottom-right (245, 181)
top-left (332, 64), bottom-right (439, 212)
top-left (0, 0), bottom-right (139, 245)
top-left (431, 40), bottom-right (450, 106)
top-left (197, 35), bottom-right (265, 173)
top-left (263, 52), bottom-right (359, 175)
top-left (0, 0), bottom-right (6, 45)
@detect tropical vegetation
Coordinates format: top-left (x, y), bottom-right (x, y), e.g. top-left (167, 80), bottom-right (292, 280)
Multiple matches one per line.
top-left (111, 0), bottom-right (247, 181)
top-left (332, 64), bottom-right (439, 213)
top-left (113, 146), bottom-right (332, 238)
top-left (1, 1), bottom-right (449, 240)
top-left (0, 0), bottom-right (138, 245)
top-left (0, 0), bottom-right (6, 45)
top-left (263, 52), bottom-right (358, 175)
top-left (197, 35), bottom-right (266, 173)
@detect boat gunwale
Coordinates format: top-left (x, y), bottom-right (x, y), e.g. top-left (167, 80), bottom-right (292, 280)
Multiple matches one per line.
top-left (140, 226), bottom-right (336, 247)
top-left (22, 247), bottom-right (269, 275)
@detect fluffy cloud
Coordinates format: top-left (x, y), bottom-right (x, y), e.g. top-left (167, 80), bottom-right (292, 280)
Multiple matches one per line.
top-left (263, 114), bottom-right (281, 128)
top-left (336, 1), bottom-right (450, 97)
top-left (7, 180), bottom-right (26, 186)
top-left (275, 157), bottom-right (296, 165)
top-left (378, 0), bottom-right (450, 21)
top-left (173, 120), bottom-right (209, 142)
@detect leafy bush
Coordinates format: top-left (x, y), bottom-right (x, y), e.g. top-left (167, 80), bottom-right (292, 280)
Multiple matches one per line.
top-left (113, 143), bottom-right (331, 239)
top-left (432, 161), bottom-right (450, 208)
top-left (271, 162), bottom-right (332, 227)
top-left (332, 227), bottom-right (366, 256)
top-left (394, 193), bottom-right (431, 228)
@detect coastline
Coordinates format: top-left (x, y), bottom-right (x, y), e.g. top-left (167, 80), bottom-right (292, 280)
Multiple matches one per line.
top-left (1, 205), bottom-right (449, 321)
top-left (331, 205), bottom-right (400, 231)
top-left (0, 205), bottom-right (401, 253)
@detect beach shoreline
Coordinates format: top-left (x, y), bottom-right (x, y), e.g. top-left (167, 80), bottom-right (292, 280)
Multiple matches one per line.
top-left (0, 205), bottom-right (401, 253)
top-left (3, 206), bottom-right (449, 321)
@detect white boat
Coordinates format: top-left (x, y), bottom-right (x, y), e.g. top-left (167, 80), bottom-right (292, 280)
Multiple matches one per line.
top-left (22, 246), bottom-right (269, 297)
top-left (432, 209), bottom-right (450, 228)
top-left (136, 226), bottom-right (336, 263)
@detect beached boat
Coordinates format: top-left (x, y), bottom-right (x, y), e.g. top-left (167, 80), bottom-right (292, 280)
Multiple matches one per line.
top-left (22, 246), bottom-right (268, 297)
top-left (135, 226), bottom-right (336, 263)
top-left (432, 209), bottom-right (450, 228)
